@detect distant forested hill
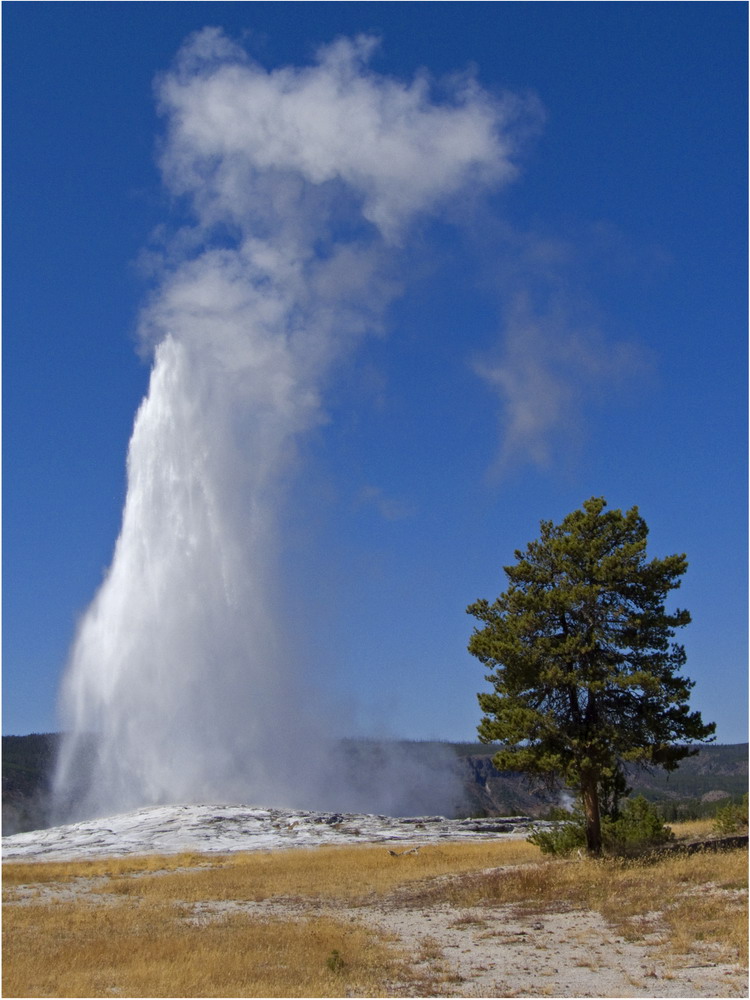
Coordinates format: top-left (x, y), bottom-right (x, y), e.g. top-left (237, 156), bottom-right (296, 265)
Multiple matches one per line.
top-left (452, 741), bottom-right (748, 819)
top-left (2, 733), bottom-right (747, 834)
top-left (2, 733), bottom-right (60, 833)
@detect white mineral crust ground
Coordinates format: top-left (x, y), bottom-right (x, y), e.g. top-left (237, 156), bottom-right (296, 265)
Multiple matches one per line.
top-left (1, 804), bottom-right (541, 861)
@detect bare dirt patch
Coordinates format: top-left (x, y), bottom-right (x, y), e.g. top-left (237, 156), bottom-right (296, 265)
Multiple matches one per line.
top-left (361, 899), bottom-right (747, 997)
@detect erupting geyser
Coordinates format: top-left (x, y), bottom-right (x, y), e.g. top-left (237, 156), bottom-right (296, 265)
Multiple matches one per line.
top-left (53, 29), bottom-right (526, 822)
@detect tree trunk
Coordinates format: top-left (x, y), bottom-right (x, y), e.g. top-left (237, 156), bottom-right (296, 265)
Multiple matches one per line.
top-left (581, 772), bottom-right (602, 855)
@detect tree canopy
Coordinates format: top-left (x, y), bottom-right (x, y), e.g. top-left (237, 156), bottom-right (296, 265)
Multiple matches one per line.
top-left (467, 497), bottom-right (715, 853)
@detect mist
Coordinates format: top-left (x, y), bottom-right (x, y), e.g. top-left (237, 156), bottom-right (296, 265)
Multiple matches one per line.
top-left (50, 30), bottom-right (531, 823)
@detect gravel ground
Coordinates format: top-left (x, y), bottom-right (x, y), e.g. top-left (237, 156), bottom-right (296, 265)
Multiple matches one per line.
top-left (182, 891), bottom-right (748, 997)
top-left (360, 899), bottom-right (747, 997)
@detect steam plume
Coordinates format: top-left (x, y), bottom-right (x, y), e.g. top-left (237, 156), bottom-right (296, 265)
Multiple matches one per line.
top-left (53, 30), bottom-right (527, 821)
top-left (473, 228), bottom-right (649, 474)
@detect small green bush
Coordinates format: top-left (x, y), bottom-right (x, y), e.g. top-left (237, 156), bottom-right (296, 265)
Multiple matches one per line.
top-left (604, 795), bottom-right (674, 854)
top-left (713, 794), bottom-right (748, 835)
top-left (528, 818), bottom-right (585, 855)
top-left (528, 801), bottom-right (586, 855)
top-left (528, 795), bottom-right (673, 856)
top-left (326, 949), bottom-right (345, 973)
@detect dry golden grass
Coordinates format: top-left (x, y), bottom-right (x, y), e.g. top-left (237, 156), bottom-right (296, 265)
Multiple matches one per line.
top-left (2, 840), bottom-right (538, 998)
top-left (669, 818), bottom-right (722, 841)
top-left (4, 835), bottom-right (746, 997)
top-left (0, 818), bottom-right (723, 890)
top-left (413, 844), bottom-right (748, 967)
top-left (90, 839), bottom-right (541, 905)
top-left (3, 900), bottom-right (418, 998)
top-left (2, 852), bottom-right (218, 886)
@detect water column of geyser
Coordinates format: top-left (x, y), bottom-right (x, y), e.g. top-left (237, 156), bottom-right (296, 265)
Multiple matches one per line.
top-left (53, 29), bottom-right (525, 822)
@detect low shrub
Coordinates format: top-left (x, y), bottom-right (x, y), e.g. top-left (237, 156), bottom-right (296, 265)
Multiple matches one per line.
top-left (528, 795), bottom-right (674, 856)
top-left (713, 794), bottom-right (748, 835)
top-left (527, 817), bottom-right (585, 855)
top-left (326, 949), bottom-right (345, 972)
top-left (604, 795), bottom-right (674, 854)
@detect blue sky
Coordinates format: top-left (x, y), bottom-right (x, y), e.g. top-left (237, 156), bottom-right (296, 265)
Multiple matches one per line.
top-left (4, 2), bottom-right (747, 745)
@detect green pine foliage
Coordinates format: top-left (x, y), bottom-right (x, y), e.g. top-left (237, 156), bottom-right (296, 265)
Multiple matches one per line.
top-left (467, 497), bottom-right (715, 854)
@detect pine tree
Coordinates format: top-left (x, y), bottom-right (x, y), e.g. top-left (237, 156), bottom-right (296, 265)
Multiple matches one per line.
top-left (467, 497), bottom-right (715, 854)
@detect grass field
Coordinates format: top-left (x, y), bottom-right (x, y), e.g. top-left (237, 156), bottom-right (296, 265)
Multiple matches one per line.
top-left (3, 826), bottom-right (747, 998)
